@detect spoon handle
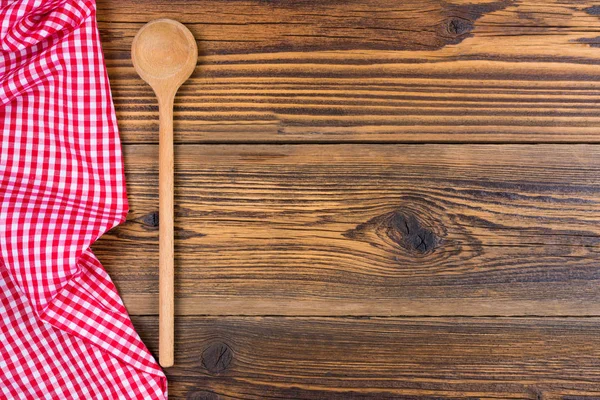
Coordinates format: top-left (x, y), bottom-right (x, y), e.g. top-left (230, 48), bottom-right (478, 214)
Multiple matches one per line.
top-left (158, 93), bottom-right (175, 368)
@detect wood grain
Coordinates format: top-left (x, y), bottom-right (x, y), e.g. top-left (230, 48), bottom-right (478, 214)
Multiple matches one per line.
top-left (98, 0), bottom-right (514, 54)
top-left (131, 315), bottom-right (600, 399)
top-left (92, 144), bottom-right (600, 316)
top-left (94, 1), bottom-right (600, 396)
top-left (97, 0), bottom-right (600, 143)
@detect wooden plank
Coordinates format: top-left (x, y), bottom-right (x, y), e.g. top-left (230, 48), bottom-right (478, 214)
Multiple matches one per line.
top-left (93, 144), bottom-right (600, 316)
top-left (97, 0), bottom-right (600, 143)
top-left (131, 315), bottom-right (600, 399)
top-left (98, 0), bottom-right (516, 54)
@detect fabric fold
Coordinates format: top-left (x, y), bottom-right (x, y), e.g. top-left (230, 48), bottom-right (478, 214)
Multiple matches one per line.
top-left (0, 0), bottom-right (167, 397)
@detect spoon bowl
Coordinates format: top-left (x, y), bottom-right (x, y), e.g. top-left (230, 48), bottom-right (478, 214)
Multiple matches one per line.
top-left (132, 19), bottom-right (197, 93)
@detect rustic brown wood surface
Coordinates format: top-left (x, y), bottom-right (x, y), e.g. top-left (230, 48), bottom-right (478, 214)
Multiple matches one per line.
top-left (129, 316), bottom-right (600, 399)
top-left (97, 144), bottom-right (600, 317)
top-left (98, 0), bottom-right (600, 144)
top-left (94, 0), bottom-right (600, 398)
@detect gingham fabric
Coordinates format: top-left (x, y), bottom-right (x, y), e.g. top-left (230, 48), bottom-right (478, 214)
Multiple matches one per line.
top-left (0, 0), bottom-right (167, 398)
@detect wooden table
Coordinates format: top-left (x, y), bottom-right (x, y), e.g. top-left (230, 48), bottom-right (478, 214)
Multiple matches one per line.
top-left (93, 1), bottom-right (600, 398)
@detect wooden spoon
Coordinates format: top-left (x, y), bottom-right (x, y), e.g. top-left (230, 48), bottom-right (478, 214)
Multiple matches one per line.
top-left (131, 19), bottom-right (197, 368)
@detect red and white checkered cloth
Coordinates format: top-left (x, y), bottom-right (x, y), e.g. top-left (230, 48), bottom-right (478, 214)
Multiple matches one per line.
top-left (0, 0), bottom-right (167, 397)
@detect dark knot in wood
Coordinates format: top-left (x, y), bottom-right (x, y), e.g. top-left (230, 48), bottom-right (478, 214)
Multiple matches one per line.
top-left (202, 342), bottom-right (233, 374)
top-left (141, 211), bottom-right (159, 228)
top-left (447, 18), bottom-right (473, 36)
top-left (344, 209), bottom-right (439, 256)
top-left (388, 211), bottom-right (437, 254)
top-left (186, 391), bottom-right (220, 400)
top-left (585, 5), bottom-right (600, 15)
